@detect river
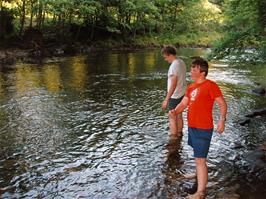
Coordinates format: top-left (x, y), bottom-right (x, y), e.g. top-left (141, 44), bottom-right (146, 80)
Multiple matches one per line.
top-left (0, 48), bottom-right (265, 198)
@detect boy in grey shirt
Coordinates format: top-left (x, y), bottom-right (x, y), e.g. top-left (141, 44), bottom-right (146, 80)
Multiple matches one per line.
top-left (161, 45), bottom-right (187, 136)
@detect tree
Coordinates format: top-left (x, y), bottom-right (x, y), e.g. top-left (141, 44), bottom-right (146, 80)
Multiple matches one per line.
top-left (210, 0), bottom-right (266, 62)
top-left (0, 0), bottom-right (15, 39)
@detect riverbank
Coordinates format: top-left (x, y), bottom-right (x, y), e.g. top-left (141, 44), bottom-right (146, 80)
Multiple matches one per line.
top-left (0, 32), bottom-right (217, 66)
top-left (0, 42), bottom-right (155, 65)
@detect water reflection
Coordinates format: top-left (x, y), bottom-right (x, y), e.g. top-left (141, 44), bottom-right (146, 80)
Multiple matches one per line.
top-left (0, 73), bottom-right (6, 101)
top-left (162, 135), bottom-right (184, 198)
top-left (70, 56), bottom-right (87, 91)
top-left (43, 64), bottom-right (62, 92)
top-left (165, 135), bottom-right (183, 174)
top-left (0, 49), bottom-right (266, 198)
top-left (15, 64), bottom-right (41, 93)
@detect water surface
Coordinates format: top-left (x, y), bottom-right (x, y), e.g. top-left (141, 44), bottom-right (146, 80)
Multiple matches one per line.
top-left (0, 49), bottom-right (265, 198)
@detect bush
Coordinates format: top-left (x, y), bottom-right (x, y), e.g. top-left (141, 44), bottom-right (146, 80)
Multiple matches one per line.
top-left (0, 8), bottom-right (15, 40)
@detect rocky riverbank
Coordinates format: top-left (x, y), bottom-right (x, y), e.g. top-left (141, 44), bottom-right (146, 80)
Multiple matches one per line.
top-left (0, 42), bottom-right (160, 66)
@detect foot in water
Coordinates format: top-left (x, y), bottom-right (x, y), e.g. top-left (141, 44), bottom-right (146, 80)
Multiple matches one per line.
top-left (187, 191), bottom-right (206, 199)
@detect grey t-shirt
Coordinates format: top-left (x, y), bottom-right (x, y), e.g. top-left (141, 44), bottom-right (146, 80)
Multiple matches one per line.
top-left (167, 58), bottom-right (187, 99)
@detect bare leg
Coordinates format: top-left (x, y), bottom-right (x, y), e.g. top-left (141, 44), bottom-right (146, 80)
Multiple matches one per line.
top-left (187, 158), bottom-right (207, 198)
top-left (168, 111), bottom-right (178, 135)
top-left (177, 113), bottom-right (183, 135)
top-left (195, 157), bottom-right (208, 194)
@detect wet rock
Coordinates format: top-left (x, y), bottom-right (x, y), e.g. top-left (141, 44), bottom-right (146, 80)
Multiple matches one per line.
top-left (239, 118), bottom-right (250, 126)
top-left (28, 48), bottom-right (42, 57)
top-left (239, 108), bottom-right (266, 126)
top-left (180, 181), bottom-right (197, 194)
top-left (252, 86), bottom-right (265, 95)
top-left (53, 48), bottom-right (64, 56)
top-left (245, 108), bottom-right (266, 118)
top-left (244, 149), bottom-right (266, 173)
top-left (0, 56), bottom-right (16, 66)
top-left (22, 57), bottom-right (42, 64)
top-left (43, 57), bottom-right (64, 64)
top-left (0, 52), bottom-right (16, 66)
top-left (230, 141), bottom-right (244, 149)
top-left (79, 46), bottom-right (92, 53)
top-left (213, 183), bottom-right (240, 199)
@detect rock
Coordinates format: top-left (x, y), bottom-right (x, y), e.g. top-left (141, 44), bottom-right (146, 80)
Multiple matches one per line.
top-left (239, 108), bottom-right (266, 126)
top-left (28, 49), bottom-right (42, 58)
top-left (0, 52), bottom-right (16, 66)
top-left (0, 57), bottom-right (15, 66)
top-left (245, 149), bottom-right (266, 172)
top-left (180, 181), bottom-right (197, 194)
top-left (252, 86), bottom-right (265, 95)
top-left (230, 141), bottom-right (244, 149)
top-left (53, 48), bottom-right (64, 56)
top-left (239, 118), bottom-right (250, 126)
top-left (245, 108), bottom-right (266, 118)
top-left (22, 57), bottom-right (42, 64)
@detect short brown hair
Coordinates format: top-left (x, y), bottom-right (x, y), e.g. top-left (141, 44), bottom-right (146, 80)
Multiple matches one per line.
top-left (191, 57), bottom-right (209, 76)
top-left (161, 45), bottom-right (177, 56)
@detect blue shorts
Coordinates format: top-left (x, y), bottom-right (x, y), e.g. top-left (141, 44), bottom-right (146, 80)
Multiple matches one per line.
top-left (188, 127), bottom-right (213, 158)
top-left (168, 96), bottom-right (184, 111)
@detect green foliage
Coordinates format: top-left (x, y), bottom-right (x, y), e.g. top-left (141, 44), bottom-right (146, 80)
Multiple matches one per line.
top-left (210, 0), bottom-right (266, 62)
top-left (208, 0), bottom-right (224, 7)
top-left (176, 0), bottom-right (222, 33)
top-left (135, 30), bottom-right (221, 47)
top-left (0, 7), bottom-right (15, 39)
top-left (0, 0), bottom-right (222, 48)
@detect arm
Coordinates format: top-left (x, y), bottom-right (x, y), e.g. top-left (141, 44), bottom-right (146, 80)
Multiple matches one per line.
top-left (215, 96), bottom-right (227, 134)
top-left (162, 75), bottom-right (177, 110)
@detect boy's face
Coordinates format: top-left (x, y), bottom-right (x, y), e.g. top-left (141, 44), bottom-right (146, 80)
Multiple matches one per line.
top-left (190, 65), bottom-right (202, 81)
top-left (163, 54), bottom-right (172, 63)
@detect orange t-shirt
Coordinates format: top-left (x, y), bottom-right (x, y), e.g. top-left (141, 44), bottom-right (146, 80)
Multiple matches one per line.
top-left (185, 79), bottom-right (223, 129)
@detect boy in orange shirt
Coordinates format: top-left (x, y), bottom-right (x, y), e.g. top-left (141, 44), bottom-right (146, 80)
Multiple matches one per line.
top-left (169, 57), bottom-right (227, 199)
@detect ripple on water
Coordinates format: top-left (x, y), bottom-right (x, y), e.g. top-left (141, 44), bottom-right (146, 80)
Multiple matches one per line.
top-left (1, 50), bottom-right (266, 198)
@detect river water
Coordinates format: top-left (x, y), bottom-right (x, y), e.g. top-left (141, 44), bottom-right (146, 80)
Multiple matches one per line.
top-left (0, 49), bottom-right (265, 198)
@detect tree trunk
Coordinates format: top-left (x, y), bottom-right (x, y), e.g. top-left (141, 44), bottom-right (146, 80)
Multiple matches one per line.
top-left (19, 0), bottom-right (26, 36)
top-left (29, 0), bottom-right (33, 28)
top-left (258, 0), bottom-right (266, 28)
top-left (90, 17), bottom-right (95, 40)
top-left (0, 0), bottom-right (2, 38)
top-left (41, 9), bottom-right (45, 29)
top-left (37, 1), bottom-right (43, 29)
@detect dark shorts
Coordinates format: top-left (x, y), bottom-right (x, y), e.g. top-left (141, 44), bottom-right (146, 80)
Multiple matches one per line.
top-left (188, 127), bottom-right (213, 158)
top-left (168, 96), bottom-right (184, 111)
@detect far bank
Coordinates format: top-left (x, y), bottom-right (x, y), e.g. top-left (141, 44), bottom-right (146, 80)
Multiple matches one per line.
top-left (0, 31), bottom-right (219, 66)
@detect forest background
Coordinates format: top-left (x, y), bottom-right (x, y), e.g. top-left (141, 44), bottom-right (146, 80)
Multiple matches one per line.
top-left (0, 0), bottom-right (265, 62)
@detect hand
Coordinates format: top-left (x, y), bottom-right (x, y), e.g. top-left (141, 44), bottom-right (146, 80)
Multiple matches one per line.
top-left (169, 109), bottom-right (176, 117)
top-left (162, 100), bottom-right (168, 110)
top-left (216, 119), bottom-right (225, 134)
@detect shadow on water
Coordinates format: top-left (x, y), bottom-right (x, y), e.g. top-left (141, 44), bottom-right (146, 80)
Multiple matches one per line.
top-left (0, 49), bottom-right (265, 198)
